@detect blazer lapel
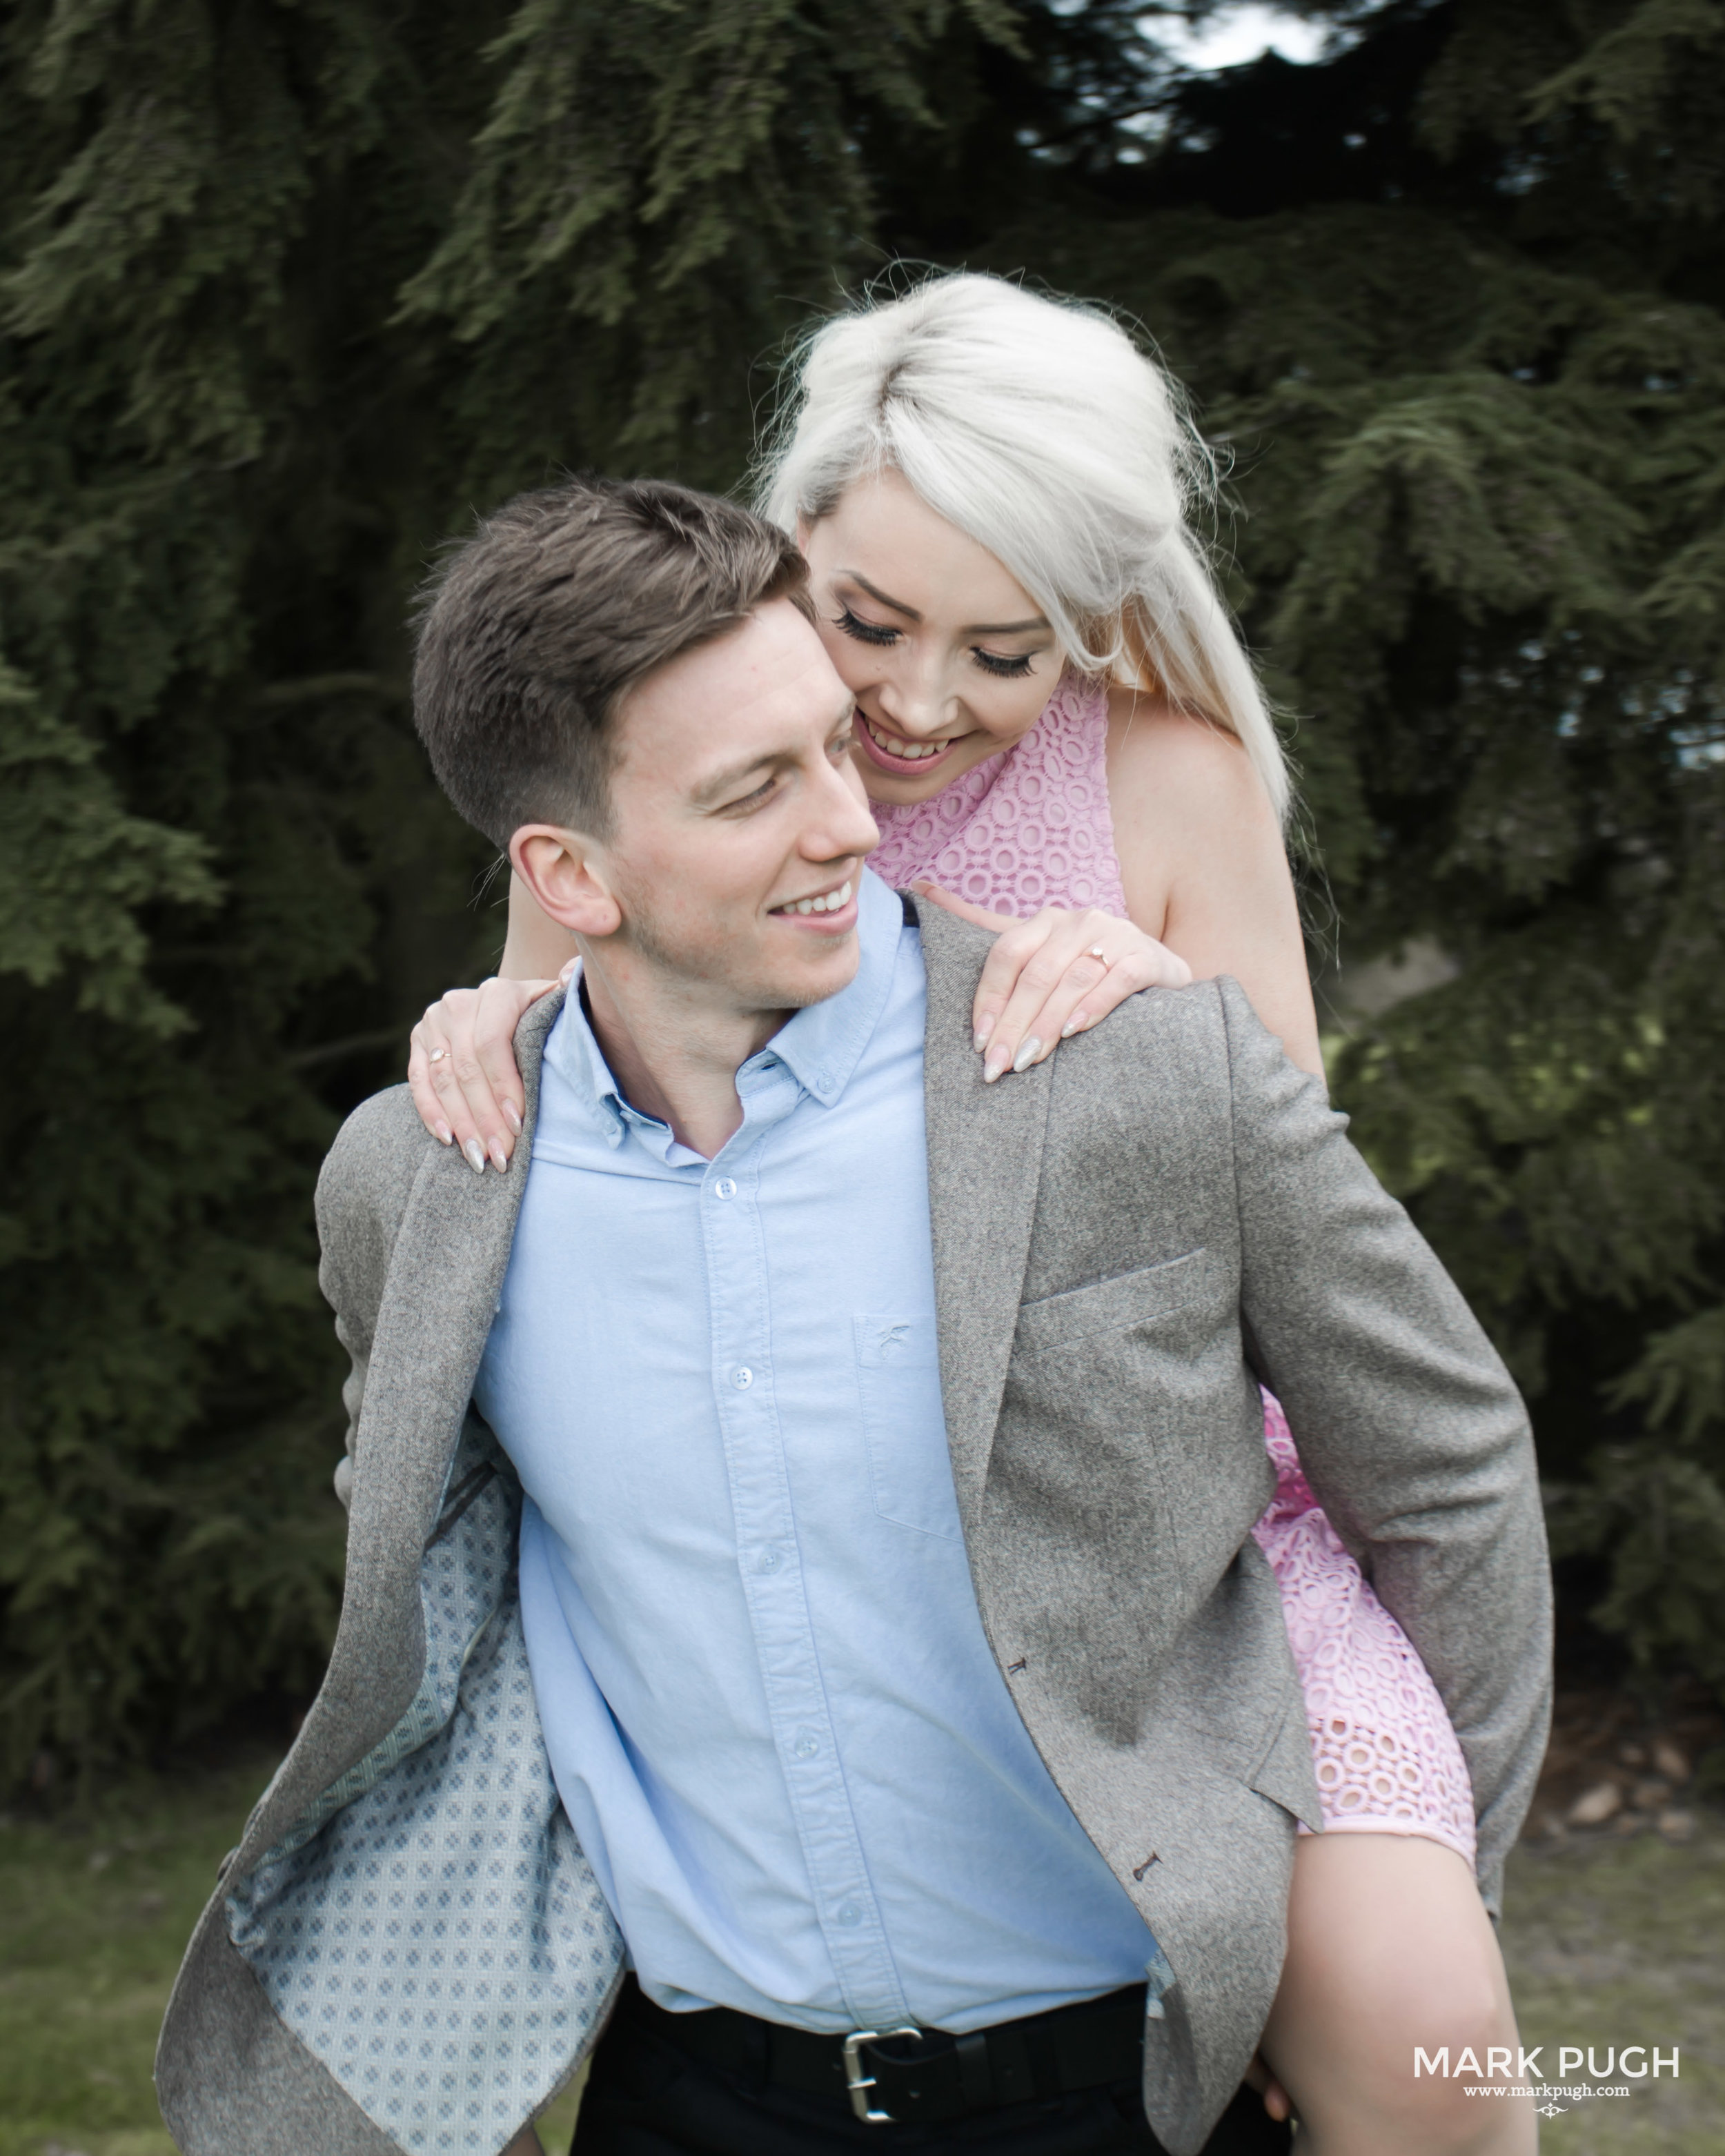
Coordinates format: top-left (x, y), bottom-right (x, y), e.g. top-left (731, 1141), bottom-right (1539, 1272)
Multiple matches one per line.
top-left (239, 987), bottom-right (568, 1870)
top-left (915, 899), bottom-right (1052, 1537)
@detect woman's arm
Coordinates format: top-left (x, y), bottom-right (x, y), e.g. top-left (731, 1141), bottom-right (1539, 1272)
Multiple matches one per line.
top-left (1106, 692), bottom-right (1324, 1079)
top-left (405, 874), bottom-right (578, 1172)
top-left (409, 708), bottom-right (1318, 1163)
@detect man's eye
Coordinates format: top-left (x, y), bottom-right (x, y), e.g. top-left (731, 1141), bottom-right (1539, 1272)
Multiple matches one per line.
top-left (835, 606), bottom-right (900, 648)
top-left (724, 778), bottom-right (777, 813)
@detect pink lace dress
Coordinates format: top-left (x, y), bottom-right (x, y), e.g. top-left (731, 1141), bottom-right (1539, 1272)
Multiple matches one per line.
top-left (870, 671), bottom-right (1477, 1863)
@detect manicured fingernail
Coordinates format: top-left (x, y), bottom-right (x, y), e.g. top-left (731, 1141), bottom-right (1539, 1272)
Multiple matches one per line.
top-left (1061, 1013), bottom-right (1088, 1040)
top-left (502, 1100), bottom-right (522, 1134)
top-left (1012, 1036), bottom-right (1043, 1074)
top-left (973, 1014), bottom-right (995, 1053)
top-left (983, 1049), bottom-right (1009, 1084)
top-left (488, 1137), bottom-right (510, 1172)
top-left (435, 1122), bottom-right (453, 1147)
top-left (463, 1138), bottom-right (486, 1175)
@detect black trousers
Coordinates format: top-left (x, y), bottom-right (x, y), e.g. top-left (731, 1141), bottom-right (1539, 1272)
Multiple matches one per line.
top-left (572, 1982), bottom-right (1292, 2156)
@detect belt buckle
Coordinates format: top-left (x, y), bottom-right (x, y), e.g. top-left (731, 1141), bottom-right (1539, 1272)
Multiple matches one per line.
top-left (842, 2024), bottom-right (923, 2122)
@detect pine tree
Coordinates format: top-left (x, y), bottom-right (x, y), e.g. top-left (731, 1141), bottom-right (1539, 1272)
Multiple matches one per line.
top-left (987, 0), bottom-right (1725, 1690)
top-left (0, 0), bottom-right (1108, 1781)
top-left (3, 0), bottom-right (1722, 1780)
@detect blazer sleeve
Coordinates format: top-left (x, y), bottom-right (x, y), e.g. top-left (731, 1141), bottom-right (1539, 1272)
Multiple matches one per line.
top-left (1216, 978), bottom-right (1552, 1912)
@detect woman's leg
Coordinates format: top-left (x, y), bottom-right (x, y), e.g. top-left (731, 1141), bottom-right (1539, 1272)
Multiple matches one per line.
top-left (1258, 1832), bottom-right (1535, 2155)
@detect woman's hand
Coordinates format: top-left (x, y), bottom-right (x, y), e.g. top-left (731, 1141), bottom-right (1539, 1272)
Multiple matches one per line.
top-left (407, 968), bottom-right (572, 1174)
top-left (1243, 2051), bottom-right (1293, 2126)
top-left (910, 882), bottom-right (1192, 1082)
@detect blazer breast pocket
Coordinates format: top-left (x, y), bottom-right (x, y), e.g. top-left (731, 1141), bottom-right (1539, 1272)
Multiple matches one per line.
top-left (854, 1313), bottom-right (961, 1540)
top-left (1012, 1249), bottom-right (1220, 1360)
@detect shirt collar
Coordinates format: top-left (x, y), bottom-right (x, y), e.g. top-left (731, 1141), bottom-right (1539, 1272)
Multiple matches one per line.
top-left (546, 867), bottom-right (909, 1149)
top-left (548, 991), bottom-right (634, 1153)
top-left (755, 868), bottom-right (904, 1107)
top-left (549, 979), bottom-right (711, 1164)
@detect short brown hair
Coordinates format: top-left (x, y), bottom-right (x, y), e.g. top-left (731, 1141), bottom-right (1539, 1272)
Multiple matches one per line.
top-left (413, 475), bottom-right (814, 845)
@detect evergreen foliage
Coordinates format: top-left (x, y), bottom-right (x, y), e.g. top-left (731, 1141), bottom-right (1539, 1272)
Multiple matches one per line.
top-left (1007, 0), bottom-right (1725, 1690)
top-left (2, 0), bottom-right (1721, 1779)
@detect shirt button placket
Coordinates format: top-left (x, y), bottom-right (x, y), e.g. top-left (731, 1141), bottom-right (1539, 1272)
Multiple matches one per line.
top-left (701, 1138), bottom-right (906, 2026)
top-left (704, 1148), bottom-right (789, 1637)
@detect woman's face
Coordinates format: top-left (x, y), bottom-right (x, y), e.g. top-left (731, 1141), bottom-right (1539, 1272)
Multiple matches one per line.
top-left (800, 468), bottom-right (1061, 805)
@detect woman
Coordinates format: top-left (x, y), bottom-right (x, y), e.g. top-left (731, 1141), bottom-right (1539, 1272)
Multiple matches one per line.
top-left (411, 275), bottom-right (1533, 2154)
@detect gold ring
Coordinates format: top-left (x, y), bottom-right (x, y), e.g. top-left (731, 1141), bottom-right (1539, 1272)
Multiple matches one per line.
top-left (1088, 945), bottom-right (1106, 960)
top-left (428, 1047), bottom-right (448, 1063)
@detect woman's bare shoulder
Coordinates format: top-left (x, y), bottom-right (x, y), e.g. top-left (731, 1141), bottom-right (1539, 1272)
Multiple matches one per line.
top-left (1104, 686), bottom-right (1279, 857)
top-left (1103, 686), bottom-right (1319, 1073)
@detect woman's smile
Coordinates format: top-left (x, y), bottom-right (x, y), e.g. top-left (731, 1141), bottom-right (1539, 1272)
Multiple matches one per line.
top-left (800, 471), bottom-right (1058, 804)
top-left (853, 712), bottom-right (976, 780)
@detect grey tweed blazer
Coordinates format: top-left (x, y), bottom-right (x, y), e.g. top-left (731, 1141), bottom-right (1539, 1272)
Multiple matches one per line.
top-left (155, 899), bottom-right (1550, 2156)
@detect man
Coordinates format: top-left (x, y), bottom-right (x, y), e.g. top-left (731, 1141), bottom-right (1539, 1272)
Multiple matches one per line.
top-left (156, 477), bottom-right (1550, 2156)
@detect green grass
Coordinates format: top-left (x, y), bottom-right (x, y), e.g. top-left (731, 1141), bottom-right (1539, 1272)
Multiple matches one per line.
top-left (1501, 1821), bottom-right (1725, 2153)
top-left (0, 1760), bottom-right (1717, 2155)
top-left (0, 1751), bottom-right (590, 2156)
top-left (0, 1757), bottom-right (266, 2156)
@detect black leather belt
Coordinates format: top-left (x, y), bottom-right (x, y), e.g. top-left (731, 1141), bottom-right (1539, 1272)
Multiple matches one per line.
top-left (621, 1975), bottom-right (1147, 2125)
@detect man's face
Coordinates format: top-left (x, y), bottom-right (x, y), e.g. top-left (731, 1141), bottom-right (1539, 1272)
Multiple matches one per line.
top-left (596, 599), bottom-right (880, 1016)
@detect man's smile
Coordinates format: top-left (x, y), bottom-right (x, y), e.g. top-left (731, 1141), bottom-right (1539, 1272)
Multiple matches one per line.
top-left (768, 874), bottom-right (856, 924)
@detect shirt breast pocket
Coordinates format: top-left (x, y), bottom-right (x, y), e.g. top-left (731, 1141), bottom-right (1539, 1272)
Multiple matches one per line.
top-left (854, 1313), bottom-right (962, 1541)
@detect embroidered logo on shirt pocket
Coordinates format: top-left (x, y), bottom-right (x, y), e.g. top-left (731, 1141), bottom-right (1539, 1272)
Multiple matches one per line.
top-left (854, 1314), bottom-right (961, 1541)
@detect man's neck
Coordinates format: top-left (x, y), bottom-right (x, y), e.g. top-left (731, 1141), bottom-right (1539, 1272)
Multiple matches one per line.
top-left (576, 946), bottom-right (789, 1160)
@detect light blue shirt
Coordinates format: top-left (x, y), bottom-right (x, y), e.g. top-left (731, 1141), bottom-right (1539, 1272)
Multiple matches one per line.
top-left (473, 869), bottom-right (1159, 2034)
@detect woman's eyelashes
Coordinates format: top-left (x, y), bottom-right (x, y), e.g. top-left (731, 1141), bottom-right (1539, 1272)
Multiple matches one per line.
top-left (834, 605), bottom-right (899, 649)
top-left (832, 604), bottom-right (1040, 680)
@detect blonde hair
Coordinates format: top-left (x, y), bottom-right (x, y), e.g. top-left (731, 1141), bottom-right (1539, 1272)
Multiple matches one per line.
top-left (756, 270), bottom-right (1290, 825)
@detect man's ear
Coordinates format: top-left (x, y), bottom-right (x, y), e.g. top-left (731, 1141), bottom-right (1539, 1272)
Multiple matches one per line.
top-left (509, 825), bottom-right (622, 939)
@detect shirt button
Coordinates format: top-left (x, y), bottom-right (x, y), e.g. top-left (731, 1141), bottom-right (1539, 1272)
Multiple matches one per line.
top-left (732, 1366), bottom-right (754, 1390)
top-left (836, 1902), bottom-right (862, 1928)
top-left (791, 1730), bottom-right (820, 1760)
top-left (713, 1178), bottom-right (737, 1200)
top-left (757, 1547), bottom-right (783, 1574)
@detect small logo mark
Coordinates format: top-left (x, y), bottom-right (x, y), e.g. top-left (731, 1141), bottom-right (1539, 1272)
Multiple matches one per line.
top-left (876, 1324), bottom-right (911, 1356)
